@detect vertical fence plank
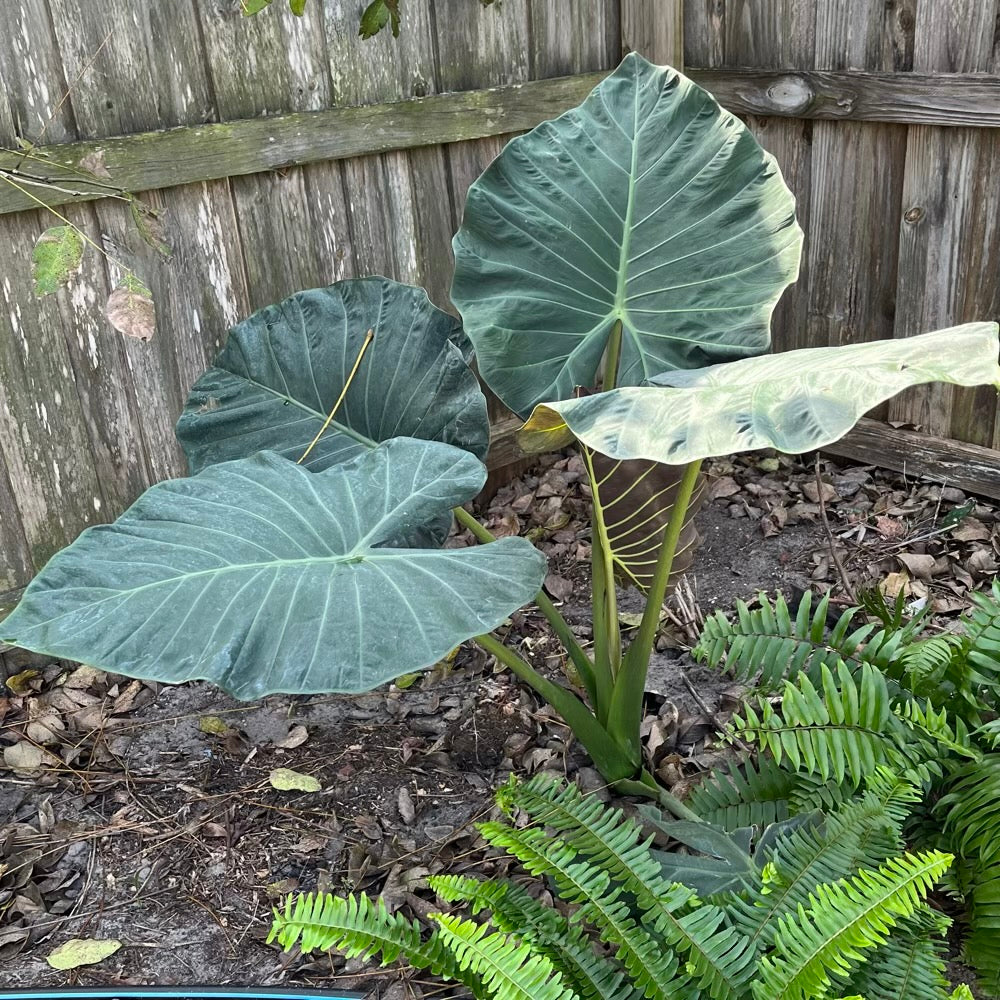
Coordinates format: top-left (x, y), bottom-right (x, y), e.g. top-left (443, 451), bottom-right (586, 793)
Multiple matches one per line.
top-left (889, 0), bottom-right (1000, 446)
top-left (721, 1), bottom-right (815, 353)
top-left (621, 0), bottom-right (684, 65)
top-left (806, 2), bottom-right (909, 366)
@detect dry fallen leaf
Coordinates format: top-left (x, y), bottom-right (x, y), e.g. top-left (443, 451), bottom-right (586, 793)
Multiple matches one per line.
top-left (802, 480), bottom-right (838, 504)
top-left (269, 767), bottom-right (322, 793)
top-left (896, 552), bottom-right (936, 581)
top-left (708, 476), bottom-right (740, 501)
top-left (46, 937), bottom-right (121, 970)
top-left (275, 724), bottom-right (309, 749)
top-left (3, 742), bottom-right (45, 773)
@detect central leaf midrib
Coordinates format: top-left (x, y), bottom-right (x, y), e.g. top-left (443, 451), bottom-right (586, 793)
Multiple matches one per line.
top-left (612, 70), bottom-right (642, 328)
top-left (231, 366), bottom-right (378, 451)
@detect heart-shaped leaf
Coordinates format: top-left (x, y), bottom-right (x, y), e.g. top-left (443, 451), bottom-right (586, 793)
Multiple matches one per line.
top-left (177, 278), bottom-right (488, 475)
top-left (2, 439), bottom-right (546, 699)
top-left (452, 53), bottom-right (802, 418)
top-left (522, 324), bottom-right (1000, 463)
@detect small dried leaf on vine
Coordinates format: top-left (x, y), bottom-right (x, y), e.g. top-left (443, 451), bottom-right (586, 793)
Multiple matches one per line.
top-left (32, 225), bottom-right (84, 295)
top-left (106, 277), bottom-right (155, 342)
top-left (77, 149), bottom-right (112, 179)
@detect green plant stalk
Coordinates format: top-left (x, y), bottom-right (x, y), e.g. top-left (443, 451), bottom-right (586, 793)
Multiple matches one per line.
top-left (473, 631), bottom-right (635, 783)
top-left (615, 772), bottom-right (703, 822)
top-left (607, 459), bottom-right (703, 754)
top-left (582, 447), bottom-right (622, 683)
top-left (452, 505), bottom-right (598, 704)
top-left (602, 318), bottom-right (624, 392)
top-left (588, 547), bottom-right (616, 728)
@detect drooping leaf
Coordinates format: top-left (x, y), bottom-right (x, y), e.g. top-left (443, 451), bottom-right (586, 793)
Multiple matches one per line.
top-left (177, 279), bottom-right (488, 476)
top-left (452, 52), bottom-right (802, 418)
top-left (32, 224), bottom-right (84, 295)
top-left (591, 452), bottom-right (704, 591)
top-left (241, 0), bottom-right (272, 14)
top-left (522, 324), bottom-right (1000, 462)
top-left (2, 440), bottom-right (546, 700)
top-left (105, 275), bottom-right (155, 342)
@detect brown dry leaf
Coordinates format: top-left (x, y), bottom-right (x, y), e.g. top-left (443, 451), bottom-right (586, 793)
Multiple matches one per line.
top-left (896, 553), bottom-right (936, 581)
top-left (967, 549), bottom-right (999, 576)
top-left (77, 149), bottom-right (112, 179)
top-left (6, 669), bottom-right (42, 696)
top-left (875, 515), bottom-right (906, 539)
top-left (106, 281), bottom-right (155, 342)
top-left (397, 786), bottom-right (416, 825)
top-left (708, 476), bottom-right (740, 500)
top-left (951, 518), bottom-right (991, 542)
top-left (275, 724), bottom-right (308, 749)
top-left (64, 665), bottom-right (103, 689)
top-left (802, 480), bottom-right (838, 504)
top-left (544, 573), bottom-right (573, 602)
top-left (881, 571), bottom-right (911, 599)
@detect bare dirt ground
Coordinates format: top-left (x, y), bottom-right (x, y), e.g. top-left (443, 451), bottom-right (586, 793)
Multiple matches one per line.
top-left (2, 446), bottom-right (997, 994)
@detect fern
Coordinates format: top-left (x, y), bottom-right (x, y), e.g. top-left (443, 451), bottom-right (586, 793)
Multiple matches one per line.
top-left (478, 820), bottom-right (685, 1000)
top-left (965, 579), bottom-right (1000, 693)
top-left (268, 891), bottom-right (484, 994)
top-left (694, 591), bottom-right (923, 691)
top-left (506, 775), bottom-right (757, 999)
top-left (726, 662), bottom-right (919, 786)
top-left (687, 756), bottom-right (798, 829)
top-left (727, 786), bottom-right (913, 951)
top-left (753, 850), bottom-right (953, 1000)
top-left (845, 907), bottom-right (952, 1000)
top-left (430, 874), bottom-right (633, 1000)
top-left (964, 850), bottom-right (1000, 998)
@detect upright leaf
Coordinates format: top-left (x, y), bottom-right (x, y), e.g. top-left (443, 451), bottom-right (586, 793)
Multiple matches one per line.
top-left (453, 53), bottom-right (802, 418)
top-left (2, 440), bottom-right (546, 699)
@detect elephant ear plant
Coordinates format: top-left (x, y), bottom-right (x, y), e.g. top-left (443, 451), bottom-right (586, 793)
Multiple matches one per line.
top-left (5, 55), bottom-right (1000, 815)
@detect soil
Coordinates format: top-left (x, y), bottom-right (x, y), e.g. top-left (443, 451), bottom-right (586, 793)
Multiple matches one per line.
top-left (2, 448), bottom-right (997, 995)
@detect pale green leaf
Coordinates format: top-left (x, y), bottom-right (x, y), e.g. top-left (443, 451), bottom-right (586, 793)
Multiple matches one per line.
top-left (47, 938), bottom-right (122, 970)
top-left (270, 767), bottom-right (321, 792)
top-left (523, 324), bottom-right (1000, 463)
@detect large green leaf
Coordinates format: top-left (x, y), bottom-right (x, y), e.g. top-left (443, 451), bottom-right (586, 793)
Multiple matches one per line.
top-left (521, 324), bottom-right (1000, 462)
top-left (1, 440), bottom-right (546, 699)
top-left (451, 52), bottom-right (802, 419)
top-left (177, 278), bottom-right (488, 474)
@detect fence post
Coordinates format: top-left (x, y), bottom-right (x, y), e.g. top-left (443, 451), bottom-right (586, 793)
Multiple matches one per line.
top-left (621, 0), bottom-right (684, 68)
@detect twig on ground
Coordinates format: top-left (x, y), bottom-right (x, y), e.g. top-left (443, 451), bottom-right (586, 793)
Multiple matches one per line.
top-left (815, 453), bottom-right (858, 603)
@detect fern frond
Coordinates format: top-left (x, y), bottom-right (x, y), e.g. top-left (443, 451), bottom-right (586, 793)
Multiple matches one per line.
top-left (727, 662), bottom-right (916, 787)
top-left (964, 853), bottom-right (1000, 998)
top-left (431, 912), bottom-right (576, 1000)
top-left (507, 775), bottom-right (756, 999)
top-left (729, 789), bottom-right (913, 949)
top-left (268, 892), bottom-right (483, 994)
top-left (477, 821), bottom-right (683, 1000)
top-left (753, 850), bottom-right (953, 1000)
top-left (894, 698), bottom-right (977, 762)
top-left (430, 874), bottom-right (634, 1000)
top-left (965, 579), bottom-right (1000, 692)
top-left (938, 753), bottom-right (1000, 858)
top-left (694, 591), bottom-right (870, 689)
top-left (845, 907), bottom-right (951, 1000)
top-left (687, 756), bottom-right (798, 830)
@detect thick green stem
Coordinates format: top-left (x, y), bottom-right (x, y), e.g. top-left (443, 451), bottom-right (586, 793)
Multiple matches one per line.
top-left (607, 460), bottom-right (703, 752)
top-left (452, 505), bottom-right (597, 703)
top-left (473, 632), bottom-right (635, 782)
top-left (602, 318), bottom-right (624, 391)
top-left (614, 770), bottom-right (704, 822)
top-left (582, 448), bottom-right (622, 684)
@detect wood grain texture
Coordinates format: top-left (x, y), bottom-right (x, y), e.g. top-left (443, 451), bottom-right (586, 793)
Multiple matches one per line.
top-left (622, 0), bottom-right (684, 65)
top-left (0, 74), bottom-right (608, 217)
top-left (689, 69), bottom-right (1000, 127)
top-left (889, 0), bottom-right (1000, 445)
top-left (807, 0), bottom-right (908, 365)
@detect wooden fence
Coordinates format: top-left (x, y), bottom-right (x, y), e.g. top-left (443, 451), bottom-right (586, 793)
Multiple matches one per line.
top-left (0, 0), bottom-right (997, 596)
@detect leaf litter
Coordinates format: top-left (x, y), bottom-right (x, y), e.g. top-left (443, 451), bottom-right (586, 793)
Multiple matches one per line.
top-left (2, 446), bottom-right (999, 992)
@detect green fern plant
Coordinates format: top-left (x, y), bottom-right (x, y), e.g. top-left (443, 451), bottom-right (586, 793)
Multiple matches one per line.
top-left (270, 774), bottom-right (953, 1000)
top-left (692, 584), bottom-right (1000, 996)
